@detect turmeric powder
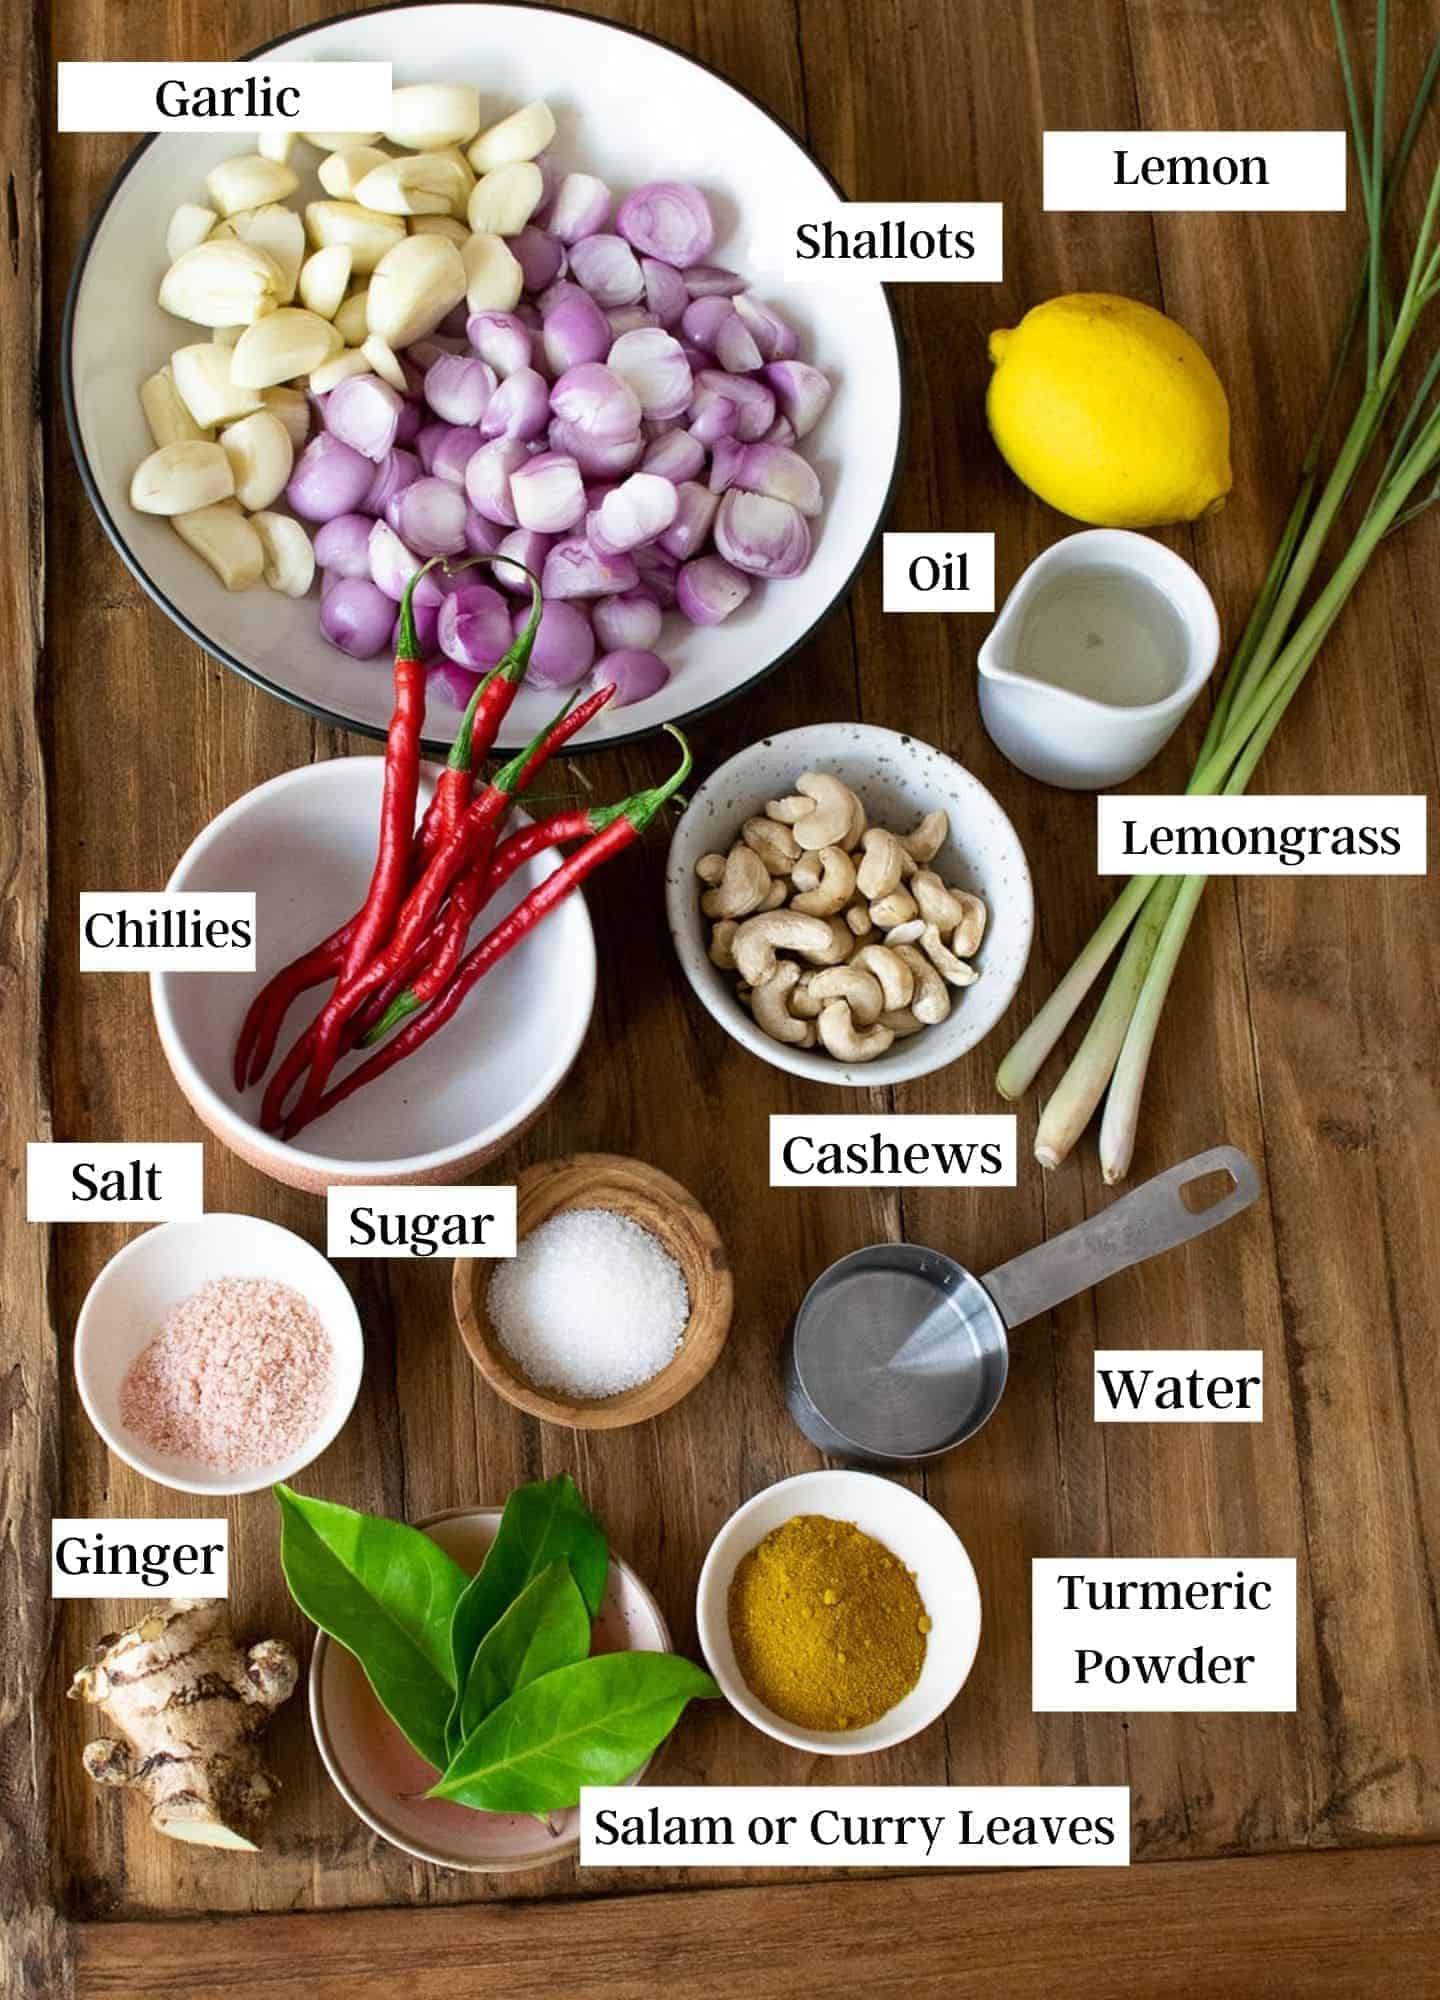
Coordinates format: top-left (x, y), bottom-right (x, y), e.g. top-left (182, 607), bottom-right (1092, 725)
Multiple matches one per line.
top-left (727, 1513), bottom-right (930, 1731)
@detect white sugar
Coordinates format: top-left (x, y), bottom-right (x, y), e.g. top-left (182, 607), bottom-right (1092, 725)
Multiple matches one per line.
top-left (489, 1207), bottom-right (690, 1398)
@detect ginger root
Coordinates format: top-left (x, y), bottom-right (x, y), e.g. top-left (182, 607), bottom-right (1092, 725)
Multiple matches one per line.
top-left (69, 1599), bottom-right (297, 1850)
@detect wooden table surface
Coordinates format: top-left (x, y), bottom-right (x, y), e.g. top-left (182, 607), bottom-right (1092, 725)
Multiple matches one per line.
top-left (6, 0), bottom-right (1440, 1993)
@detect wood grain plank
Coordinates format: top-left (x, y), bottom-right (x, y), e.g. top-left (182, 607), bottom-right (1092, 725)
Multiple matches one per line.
top-left (74, 1843), bottom-right (1440, 1998)
top-left (0, 0), bottom-right (73, 1991)
top-left (1126, 0), bottom-right (1440, 1848)
top-left (29, 0), bottom-right (1440, 1948)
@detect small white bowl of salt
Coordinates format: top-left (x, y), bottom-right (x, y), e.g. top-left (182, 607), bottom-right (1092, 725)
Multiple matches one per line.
top-left (74, 1213), bottom-right (363, 1496)
top-left (454, 1154), bottom-right (733, 1429)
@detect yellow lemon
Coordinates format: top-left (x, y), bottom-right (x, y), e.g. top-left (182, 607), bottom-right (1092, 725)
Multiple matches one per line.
top-left (986, 293), bottom-right (1232, 527)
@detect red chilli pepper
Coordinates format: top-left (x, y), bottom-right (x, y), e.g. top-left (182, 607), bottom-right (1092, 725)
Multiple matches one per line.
top-left (365, 800), bottom-right (646, 1044)
top-left (235, 567), bottom-right (541, 1089)
top-left (265, 683), bottom-right (616, 1134)
top-left (286, 731), bottom-right (691, 1138)
top-left (415, 562), bottom-right (543, 860)
top-left (337, 560), bottom-right (435, 988)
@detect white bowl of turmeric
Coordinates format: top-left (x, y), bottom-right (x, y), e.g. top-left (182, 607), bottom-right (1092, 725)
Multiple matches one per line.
top-left (695, 1469), bottom-right (982, 1754)
top-left (74, 1213), bottom-right (364, 1497)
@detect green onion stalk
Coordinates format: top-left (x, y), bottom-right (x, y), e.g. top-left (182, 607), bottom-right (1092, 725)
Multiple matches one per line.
top-left (997, 1), bottom-right (1440, 1179)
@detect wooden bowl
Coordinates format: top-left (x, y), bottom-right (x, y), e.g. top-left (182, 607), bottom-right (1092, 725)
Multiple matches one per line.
top-left (453, 1154), bottom-right (733, 1428)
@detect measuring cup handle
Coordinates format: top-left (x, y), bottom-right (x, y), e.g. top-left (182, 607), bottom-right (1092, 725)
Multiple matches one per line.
top-left (978, 1145), bottom-right (1261, 1330)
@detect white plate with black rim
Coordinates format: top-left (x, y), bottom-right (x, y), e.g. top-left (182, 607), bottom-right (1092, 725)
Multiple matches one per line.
top-left (63, 1), bottom-right (904, 754)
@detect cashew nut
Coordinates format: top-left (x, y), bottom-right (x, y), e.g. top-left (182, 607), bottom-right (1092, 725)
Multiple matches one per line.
top-left (884, 918), bottom-right (925, 947)
top-left (741, 816), bottom-right (801, 875)
top-left (817, 999), bottom-right (894, 1063)
top-left (880, 1006), bottom-right (925, 1038)
top-left (843, 793), bottom-right (867, 852)
top-left (790, 971), bottom-right (822, 1018)
top-left (869, 886), bottom-right (917, 930)
top-left (708, 920), bottom-right (738, 970)
top-left (760, 876), bottom-right (789, 911)
top-left (856, 827), bottom-right (906, 900)
top-left (806, 964), bottom-right (885, 1026)
top-left (790, 845), bottom-right (856, 917)
top-left (733, 910), bottom-right (836, 986)
top-left (793, 772), bottom-right (861, 852)
top-left (695, 851), bottom-right (727, 885)
top-left (910, 870), bottom-right (968, 933)
top-left (893, 942), bottom-right (952, 1023)
top-left (766, 794), bottom-right (815, 826)
top-left (701, 844), bottom-right (771, 920)
top-left (850, 943), bottom-right (914, 1011)
top-left (951, 890), bottom-right (988, 958)
top-left (920, 923), bottom-right (980, 987)
top-left (844, 901), bottom-right (874, 937)
top-left (751, 961), bottom-right (817, 1046)
top-left (800, 917), bottom-right (856, 966)
top-left (901, 808), bottom-right (948, 866)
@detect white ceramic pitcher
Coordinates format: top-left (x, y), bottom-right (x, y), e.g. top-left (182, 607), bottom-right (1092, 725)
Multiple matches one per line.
top-left (977, 529), bottom-right (1220, 790)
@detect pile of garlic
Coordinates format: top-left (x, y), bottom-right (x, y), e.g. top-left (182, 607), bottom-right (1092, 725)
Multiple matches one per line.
top-left (129, 85), bottom-right (555, 594)
top-left (696, 771), bottom-right (988, 1063)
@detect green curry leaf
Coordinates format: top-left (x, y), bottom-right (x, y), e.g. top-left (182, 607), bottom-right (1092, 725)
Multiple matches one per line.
top-left (430, 1652), bottom-right (720, 1815)
top-left (445, 1474), bottom-right (608, 1754)
top-left (274, 1483), bottom-right (468, 1773)
top-left (456, 1561), bottom-right (591, 1743)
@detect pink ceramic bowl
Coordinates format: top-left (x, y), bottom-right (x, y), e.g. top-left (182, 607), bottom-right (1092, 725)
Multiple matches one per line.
top-left (151, 760), bottom-right (596, 1193)
top-left (308, 1505), bottom-right (673, 1872)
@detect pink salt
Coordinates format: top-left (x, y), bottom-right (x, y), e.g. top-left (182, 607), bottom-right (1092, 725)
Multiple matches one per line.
top-left (119, 1276), bottom-right (334, 1473)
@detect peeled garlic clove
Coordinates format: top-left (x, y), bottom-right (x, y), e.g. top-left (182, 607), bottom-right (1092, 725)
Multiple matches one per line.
top-left (461, 230), bottom-right (524, 313)
top-left (140, 366), bottom-right (211, 447)
top-left (261, 384), bottom-right (311, 452)
top-left (332, 288), bottom-right (371, 346)
top-left (304, 200), bottom-right (406, 275)
top-left (361, 333), bottom-right (408, 392)
top-left (382, 82), bottom-right (480, 151)
top-left (367, 232), bottom-right (467, 347)
top-left (355, 152), bottom-right (470, 217)
top-left (251, 510), bottom-right (316, 596)
top-left (467, 162), bottom-right (543, 238)
top-left (231, 307), bottom-right (343, 389)
top-left (130, 439), bottom-right (234, 514)
top-left (256, 127), bottom-right (296, 164)
top-left (409, 213), bottom-right (468, 244)
top-left (204, 153), bottom-right (300, 219)
top-left (159, 239), bottom-right (284, 327)
top-left (298, 244), bottom-right (353, 319)
top-left (309, 349), bottom-right (373, 394)
top-left (318, 145), bottom-right (391, 200)
top-left (171, 342), bottom-right (265, 427)
top-left (172, 500), bottom-right (265, 589)
top-left (219, 409), bottom-right (294, 509)
top-left (211, 325), bottom-right (243, 348)
top-left (466, 99), bottom-right (555, 173)
top-left (165, 202), bottom-right (217, 262)
top-left (229, 203), bottom-right (306, 303)
top-left (302, 129), bottom-right (381, 152)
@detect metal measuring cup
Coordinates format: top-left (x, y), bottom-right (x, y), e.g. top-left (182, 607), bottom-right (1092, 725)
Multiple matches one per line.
top-left (782, 1146), bottom-right (1260, 1465)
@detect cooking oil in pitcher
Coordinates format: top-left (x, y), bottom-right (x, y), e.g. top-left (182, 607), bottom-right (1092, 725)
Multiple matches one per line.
top-left (1015, 564), bottom-right (1188, 708)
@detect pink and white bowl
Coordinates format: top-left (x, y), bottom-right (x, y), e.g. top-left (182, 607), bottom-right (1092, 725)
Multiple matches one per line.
top-left (151, 758), bottom-right (597, 1193)
top-left (73, 1213), bottom-right (364, 1498)
top-left (309, 1505), bottom-right (674, 1872)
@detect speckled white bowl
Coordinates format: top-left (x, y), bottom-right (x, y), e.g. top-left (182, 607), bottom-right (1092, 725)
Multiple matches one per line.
top-left (665, 724), bottom-right (1033, 1085)
top-left (310, 1505), bottom-right (673, 1872)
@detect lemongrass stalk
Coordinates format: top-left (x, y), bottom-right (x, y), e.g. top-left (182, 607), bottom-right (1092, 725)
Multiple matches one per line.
top-left (1195, 394), bottom-right (1440, 790)
top-left (1095, 408), bottom-right (1440, 1181)
top-left (1368, 1), bottom-right (1388, 383)
top-left (994, 28), bottom-right (1440, 1115)
top-left (994, 872), bottom-right (1159, 1098)
top-left (1033, 878), bottom-right (1181, 1168)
